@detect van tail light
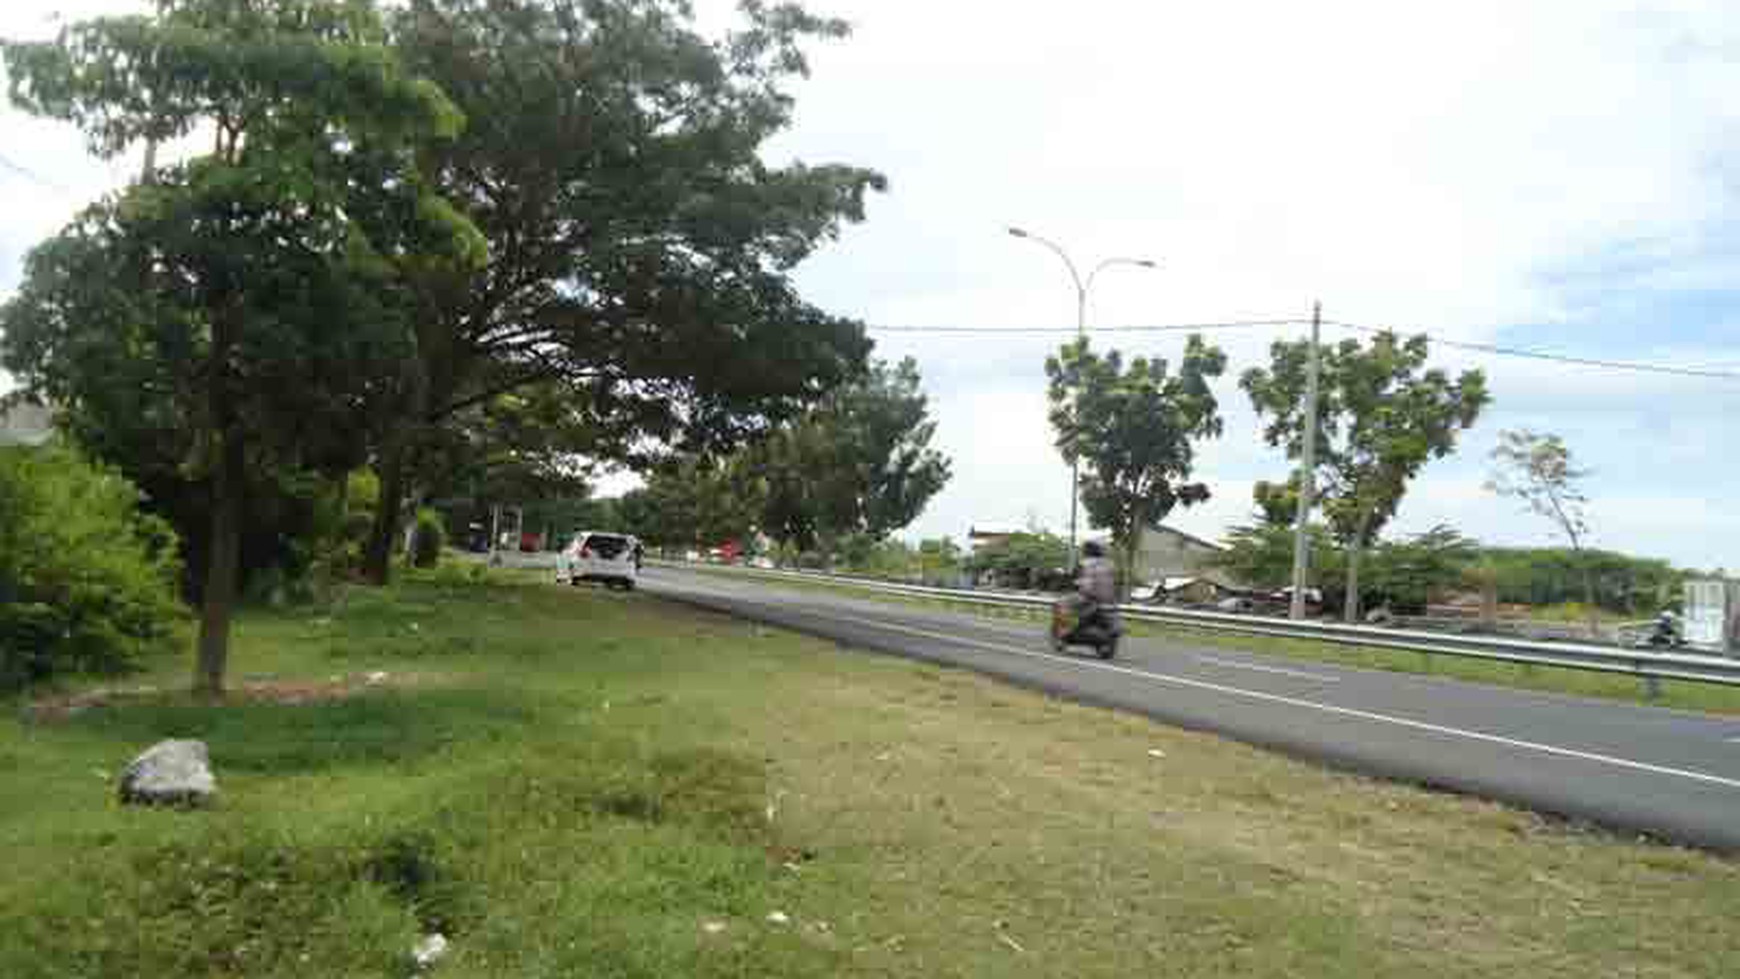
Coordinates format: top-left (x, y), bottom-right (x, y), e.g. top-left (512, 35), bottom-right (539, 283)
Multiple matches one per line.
top-left (580, 548), bottom-right (592, 559)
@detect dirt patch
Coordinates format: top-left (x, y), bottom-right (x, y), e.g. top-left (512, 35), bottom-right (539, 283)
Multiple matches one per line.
top-left (21, 671), bottom-right (452, 722)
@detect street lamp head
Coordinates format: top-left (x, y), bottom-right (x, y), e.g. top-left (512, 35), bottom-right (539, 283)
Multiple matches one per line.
top-left (1006, 226), bottom-right (1030, 238)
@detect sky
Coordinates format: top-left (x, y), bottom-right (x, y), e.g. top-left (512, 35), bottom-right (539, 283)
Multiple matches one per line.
top-left (2, 0), bottom-right (1737, 569)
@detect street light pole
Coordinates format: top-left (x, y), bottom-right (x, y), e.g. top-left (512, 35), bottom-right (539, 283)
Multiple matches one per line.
top-left (1007, 227), bottom-right (1157, 571)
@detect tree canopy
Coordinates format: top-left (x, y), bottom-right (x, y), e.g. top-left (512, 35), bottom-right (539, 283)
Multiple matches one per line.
top-left (356, 0), bottom-right (886, 583)
top-left (1046, 335), bottom-right (1226, 587)
top-left (1241, 331), bottom-right (1487, 621)
top-left (755, 357), bottom-right (951, 554)
top-left (1, 0), bottom-right (479, 695)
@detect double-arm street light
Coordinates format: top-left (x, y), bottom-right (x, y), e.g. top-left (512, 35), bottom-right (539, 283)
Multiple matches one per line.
top-left (1007, 226), bottom-right (1158, 569)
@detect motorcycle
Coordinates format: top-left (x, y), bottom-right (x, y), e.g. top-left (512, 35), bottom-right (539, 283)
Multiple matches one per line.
top-left (1637, 613), bottom-right (1688, 650)
top-left (1051, 600), bottom-right (1121, 660)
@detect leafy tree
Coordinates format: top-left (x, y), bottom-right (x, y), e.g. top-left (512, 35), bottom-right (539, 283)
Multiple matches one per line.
top-left (1211, 523), bottom-right (1337, 592)
top-left (1, 0), bottom-right (478, 695)
top-left (0, 445), bottom-right (184, 690)
top-left (1364, 525), bottom-right (1480, 614)
top-left (1242, 331), bottom-right (1487, 622)
top-left (966, 532), bottom-right (1071, 591)
top-left (755, 358), bottom-right (951, 555)
top-left (918, 536), bottom-right (964, 583)
top-left (358, 0), bottom-right (885, 584)
top-left (613, 489), bottom-right (664, 548)
top-left (1485, 428), bottom-right (1600, 633)
top-left (1252, 476), bottom-right (1302, 529)
top-left (1045, 335), bottom-right (1226, 593)
top-left (643, 454), bottom-right (765, 552)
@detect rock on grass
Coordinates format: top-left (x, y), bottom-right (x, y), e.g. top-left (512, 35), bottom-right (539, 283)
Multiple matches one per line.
top-left (118, 739), bottom-right (216, 807)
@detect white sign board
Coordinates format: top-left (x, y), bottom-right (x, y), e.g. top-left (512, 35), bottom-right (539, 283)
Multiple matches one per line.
top-left (1685, 580), bottom-right (1729, 648)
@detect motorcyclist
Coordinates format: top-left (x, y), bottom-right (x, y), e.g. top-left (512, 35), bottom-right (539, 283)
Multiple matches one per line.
top-left (1073, 540), bottom-right (1117, 628)
top-left (1649, 610), bottom-right (1682, 647)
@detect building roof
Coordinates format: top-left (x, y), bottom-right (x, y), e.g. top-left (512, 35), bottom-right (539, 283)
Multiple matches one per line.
top-left (1141, 523), bottom-right (1225, 552)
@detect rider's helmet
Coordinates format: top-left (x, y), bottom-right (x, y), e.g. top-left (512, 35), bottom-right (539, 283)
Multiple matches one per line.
top-left (1082, 540), bottom-right (1107, 559)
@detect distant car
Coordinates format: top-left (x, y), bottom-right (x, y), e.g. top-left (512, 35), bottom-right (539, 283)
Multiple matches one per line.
top-left (1216, 596), bottom-right (1257, 613)
top-left (556, 531), bottom-right (640, 591)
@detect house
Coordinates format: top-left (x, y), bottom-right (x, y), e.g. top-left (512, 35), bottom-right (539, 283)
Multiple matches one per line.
top-left (0, 401), bottom-right (53, 448)
top-left (967, 524), bottom-right (1024, 553)
top-left (1130, 523), bottom-right (1225, 585)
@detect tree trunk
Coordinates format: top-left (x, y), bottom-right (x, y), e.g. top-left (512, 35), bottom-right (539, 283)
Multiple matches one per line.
top-left (1580, 556), bottom-right (1600, 639)
top-left (363, 442), bottom-right (408, 586)
top-left (195, 300), bottom-right (245, 699)
top-left (1120, 535), bottom-right (1141, 603)
top-left (1344, 540), bottom-right (1363, 623)
top-left (195, 433), bottom-right (245, 699)
top-left (1343, 509), bottom-right (1376, 624)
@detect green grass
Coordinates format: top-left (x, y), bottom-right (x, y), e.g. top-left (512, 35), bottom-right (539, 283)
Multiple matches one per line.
top-left (676, 563), bottom-right (1740, 715)
top-left (4, 565), bottom-right (1739, 977)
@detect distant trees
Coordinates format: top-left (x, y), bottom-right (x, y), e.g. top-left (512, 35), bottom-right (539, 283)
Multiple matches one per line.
top-left (1243, 331), bottom-right (1488, 622)
top-left (755, 358), bottom-right (952, 556)
top-left (965, 532), bottom-right (1071, 591)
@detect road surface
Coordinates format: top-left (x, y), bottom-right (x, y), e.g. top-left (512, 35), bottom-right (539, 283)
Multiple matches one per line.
top-left (636, 565), bottom-right (1740, 851)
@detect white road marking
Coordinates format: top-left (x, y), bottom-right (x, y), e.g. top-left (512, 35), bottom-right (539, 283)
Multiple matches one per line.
top-left (1193, 655), bottom-right (1340, 683)
top-left (802, 605), bottom-right (1740, 792)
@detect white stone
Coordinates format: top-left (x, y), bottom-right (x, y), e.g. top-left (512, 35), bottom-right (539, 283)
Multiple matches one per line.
top-left (118, 740), bottom-right (216, 807)
top-left (412, 933), bottom-right (448, 970)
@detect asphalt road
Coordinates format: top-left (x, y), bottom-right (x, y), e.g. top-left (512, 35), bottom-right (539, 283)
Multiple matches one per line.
top-left (637, 565), bottom-right (1740, 851)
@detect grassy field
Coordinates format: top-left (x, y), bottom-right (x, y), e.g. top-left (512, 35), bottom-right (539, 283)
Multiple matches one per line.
top-left (675, 564), bottom-right (1740, 715)
top-left (3, 566), bottom-right (1738, 978)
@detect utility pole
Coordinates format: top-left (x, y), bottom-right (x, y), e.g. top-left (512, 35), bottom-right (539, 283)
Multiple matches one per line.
top-left (1289, 301), bottom-right (1322, 620)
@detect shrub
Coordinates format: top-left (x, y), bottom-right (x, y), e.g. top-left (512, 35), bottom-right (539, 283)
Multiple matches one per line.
top-left (0, 446), bottom-right (185, 690)
top-left (411, 509), bottom-right (445, 569)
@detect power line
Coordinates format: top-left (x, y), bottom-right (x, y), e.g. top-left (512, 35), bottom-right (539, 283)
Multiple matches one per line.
top-left (866, 318), bottom-right (1308, 335)
top-left (0, 151), bottom-right (72, 194)
top-left (1324, 320), bottom-right (1740, 382)
top-left (866, 314), bottom-right (1740, 382)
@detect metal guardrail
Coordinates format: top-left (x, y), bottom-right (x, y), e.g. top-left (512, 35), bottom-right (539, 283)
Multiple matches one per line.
top-left (657, 560), bottom-right (1740, 697)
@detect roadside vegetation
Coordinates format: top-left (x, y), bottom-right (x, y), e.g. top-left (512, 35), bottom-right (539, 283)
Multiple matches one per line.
top-left (4, 572), bottom-right (1737, 978)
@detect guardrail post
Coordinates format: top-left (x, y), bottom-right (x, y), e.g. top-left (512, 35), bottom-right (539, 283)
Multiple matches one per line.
top-left (1638, 664), bottom-right (1661, 701)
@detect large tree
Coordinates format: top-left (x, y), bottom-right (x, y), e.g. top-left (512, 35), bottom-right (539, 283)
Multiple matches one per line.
top-left (755, 357), bottom-right (951, 555)
top-left (357, 0), bottom-right (885, 584)
top-left (1045, 335), bottom-right (1227, 593)
top-left (1242, 331), bottom-right (1488, 622)
top-left (1, 0), bottom-right (478, 695)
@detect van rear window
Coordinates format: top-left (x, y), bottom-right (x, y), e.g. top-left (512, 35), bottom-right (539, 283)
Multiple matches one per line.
top-left (585, 534), bottom-right (630, 558)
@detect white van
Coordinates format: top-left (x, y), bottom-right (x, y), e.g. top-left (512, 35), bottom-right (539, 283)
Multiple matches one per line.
top-left (556, 531), bottom-right (640, 590)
